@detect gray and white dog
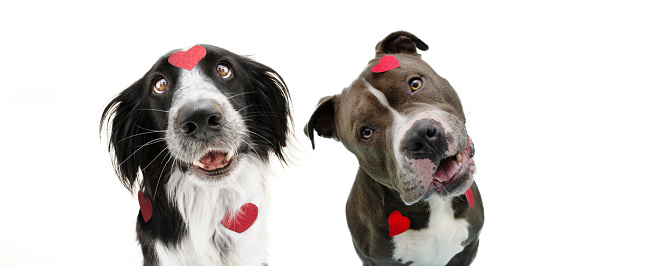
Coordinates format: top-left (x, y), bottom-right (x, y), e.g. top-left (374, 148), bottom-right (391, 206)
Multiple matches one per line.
top-left (305, 31), bottom-right (484, 266)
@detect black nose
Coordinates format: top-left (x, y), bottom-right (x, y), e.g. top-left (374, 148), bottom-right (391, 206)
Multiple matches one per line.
top-left (403, 119), bottom-right (447, 159)
top-left (177, 100), bottom-right (223, 140)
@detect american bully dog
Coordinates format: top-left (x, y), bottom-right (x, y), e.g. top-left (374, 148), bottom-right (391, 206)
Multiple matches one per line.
top-left (305, 31), bottom-right (484, 266)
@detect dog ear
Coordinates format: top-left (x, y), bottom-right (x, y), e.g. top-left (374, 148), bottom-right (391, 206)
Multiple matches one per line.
top-left (240, 58), bottom-right (292, 164)
top-left (100, 78), bottom-right (153, 193)
top-left (304, 95), bottom-right (338, 149)
top-left (375, 31), bottom-right (429, 56)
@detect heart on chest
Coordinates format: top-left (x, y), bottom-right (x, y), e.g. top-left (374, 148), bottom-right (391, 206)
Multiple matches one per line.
top-left (220, 203), bottom-right (259, 233)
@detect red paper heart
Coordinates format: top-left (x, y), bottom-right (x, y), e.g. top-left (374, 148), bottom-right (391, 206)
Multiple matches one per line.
top-left (388, 210), bottom-right (411, 237)
top-left (465, 188), bottom-right (474, 208)
top-left (372, 55), bottom-right (400, 73)
top-left (138, 190), bottom-right (152, 223)
top-left (168, 45), bottom-right (207, 70)
top-left (221, 203), bottom-right (258, 234)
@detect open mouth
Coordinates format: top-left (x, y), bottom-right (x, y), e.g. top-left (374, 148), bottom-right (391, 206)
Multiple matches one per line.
top-left (190, 150), bottom-right (236, 176)
top-left (431, 139), bottom-right (475, 193)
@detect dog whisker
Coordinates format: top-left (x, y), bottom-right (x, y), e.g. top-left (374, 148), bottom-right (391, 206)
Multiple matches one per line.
top-left (139, 108), bottom-right (170, 113)
top-left (243, 129), bottom-right (275, 147)
top-left (236, 103), bottom-right (255, 113)
top-left (118, 130), bottom-right (167, 143)
top-left (136, 138), bottom-right (166, 149)
top-left (141, 148), bottom-right (169, 173)
top-left (225, 91), bottom-right (255, 100)
top-left (134, 124), bottom-right (167, 133)
top-left (154, 152), bottom-right (174, 200)
top-left (241, 113), bottom-right (289, 119)
top-left (117, 138), bottom-right (165, 168)
top-left (241, 139), bottom-right (262, 159)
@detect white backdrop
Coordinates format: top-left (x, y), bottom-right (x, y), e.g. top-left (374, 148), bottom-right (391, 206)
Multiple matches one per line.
top-left (1, 1), bottom-right (649, 265)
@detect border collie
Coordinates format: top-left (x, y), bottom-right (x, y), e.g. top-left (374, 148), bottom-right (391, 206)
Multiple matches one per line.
top-left (100, 45), bottom-right (291, 266)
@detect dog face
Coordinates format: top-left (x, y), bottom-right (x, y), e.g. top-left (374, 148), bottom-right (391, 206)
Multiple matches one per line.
top-left (101, 44), bottom-right (291, 193)
top-left (306, 32), bottom-right (475, 205)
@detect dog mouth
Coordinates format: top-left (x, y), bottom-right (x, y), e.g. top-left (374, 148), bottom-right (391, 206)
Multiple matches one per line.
top-left (430, 139), bottom-right (475, 196)
top-left (190, 150), bottom-right (236, 177)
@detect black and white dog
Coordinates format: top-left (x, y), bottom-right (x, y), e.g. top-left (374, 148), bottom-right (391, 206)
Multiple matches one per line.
top-left (100, 45), bottom-right (291, 266)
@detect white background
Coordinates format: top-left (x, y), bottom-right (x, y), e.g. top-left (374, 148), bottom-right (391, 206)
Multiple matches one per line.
top-left (1, 0), bottom-right (650, 265)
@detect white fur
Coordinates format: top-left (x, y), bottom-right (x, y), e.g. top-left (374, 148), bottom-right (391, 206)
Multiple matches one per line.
top-left (155, 157), bottom-right (270, 266)
top-left (391, 196), bottom-right (469, 266)
top-left (362, 78), bottom-right (403, 120)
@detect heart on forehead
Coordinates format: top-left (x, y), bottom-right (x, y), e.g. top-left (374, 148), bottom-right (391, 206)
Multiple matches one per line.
top-left (372, 55), bottom-right (400, 73)
top-left (168, 45), bottom-right (207, 70)
top-left (221, 203), bottom-right (258, 233)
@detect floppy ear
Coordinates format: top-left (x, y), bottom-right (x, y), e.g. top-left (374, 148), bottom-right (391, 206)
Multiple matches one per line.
top-left (240, 58), bottom-right (292, 164)
top-left (304, 95), bottom-right (338, 149)
top-left (375, 31), bottom-right (429, 57)
top-left (100, 78), bottom-right (154, 192)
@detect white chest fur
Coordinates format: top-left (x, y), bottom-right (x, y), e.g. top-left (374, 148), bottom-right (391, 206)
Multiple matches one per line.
top-left (155, 157), bottom-right (270, 266)
top-left (391, 196), bottom-right (469, 266)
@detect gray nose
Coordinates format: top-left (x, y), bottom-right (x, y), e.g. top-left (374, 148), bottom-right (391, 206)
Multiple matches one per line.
top-left (403, 119), bottom-right (447, 159)
top-left (178, 100), bottom-right (223, 140)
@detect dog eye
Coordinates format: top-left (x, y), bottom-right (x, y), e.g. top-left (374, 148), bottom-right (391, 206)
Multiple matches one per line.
top-left (360, 127), bottom-right (374, 139)
top-left (216, 63), bottom-right (232, 78)
top-left (153, 77), bottom-right (168, 94)
top-left (409, 78), bottom-right (423, 92)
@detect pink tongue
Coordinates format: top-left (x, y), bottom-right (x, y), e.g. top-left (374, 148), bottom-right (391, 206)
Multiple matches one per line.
top-left (434, 158), bottom-right (459, 182)
top-left (199, 151), bottom-right (227, 170)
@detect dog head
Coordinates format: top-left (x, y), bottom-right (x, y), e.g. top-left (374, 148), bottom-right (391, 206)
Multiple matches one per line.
top-left (101, 45), bottom-right (291, 194)
top-left (305, 31), bottom-right (475, 205)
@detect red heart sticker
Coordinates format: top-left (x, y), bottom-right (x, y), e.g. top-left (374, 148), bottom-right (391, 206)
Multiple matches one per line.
top-left (465, 188), bottom-right (474, 208)
top-left (138, 190), bottom-right (152, 223)
top-left (388, 210), bottom-right (411, 237)
top-left (221, 203), bottom-right (258, 234)
top-left (372, 55), bottom-right (400, 73)
top-left (168, 45), bottom-right (207, 70)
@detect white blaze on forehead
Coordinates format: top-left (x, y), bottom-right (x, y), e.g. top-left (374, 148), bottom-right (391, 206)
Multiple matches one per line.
top-left (360, 78), bottom-right (402, 119)
top-left (178, 67), bottom-right (214, 91)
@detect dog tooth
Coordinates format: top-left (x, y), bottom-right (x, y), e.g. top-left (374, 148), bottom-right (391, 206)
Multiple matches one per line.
top-left (193, 160), bottom-right (206, 169)
top-left (456, 154), bottom-right (462, 164)
top-left (225, 150), bottom-right (234, 162)
top-left (434, 176), bottom-right (443, 182)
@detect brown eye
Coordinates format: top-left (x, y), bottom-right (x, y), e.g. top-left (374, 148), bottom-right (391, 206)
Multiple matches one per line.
top-left (409, 78), bottom-right (423, 92)
top-left (153, 77), bottom-right (168, 94)
top-left (216, 63), bottom-right (232, 78)
top-left (361, 127), bottom-right (374, 139)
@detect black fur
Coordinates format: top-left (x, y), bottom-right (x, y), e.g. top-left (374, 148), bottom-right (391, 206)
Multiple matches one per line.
top-left (99, 45), bottom-right (291, 264)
